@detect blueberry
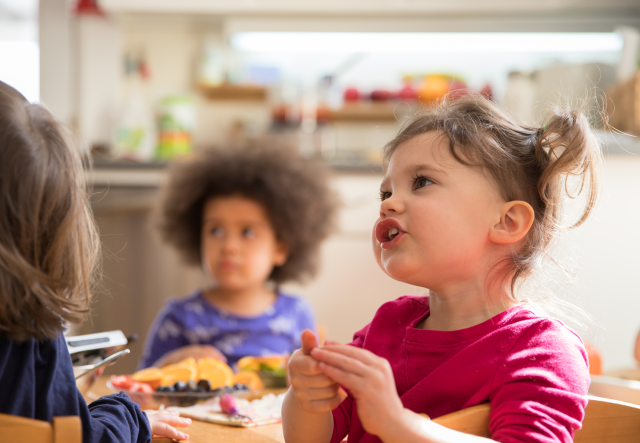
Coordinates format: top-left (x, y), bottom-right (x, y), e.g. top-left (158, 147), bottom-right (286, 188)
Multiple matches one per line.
top-left (174, 381), bottom-right (188, 392)
top-left (195, 386), bottom-right (207, 393)
top-left (156, 386), bottom-right (166, 392)
top-left (197, 379), bottom-right (211, 392)
top-left (232, 383), bottom-right (244, 391)
top-left (164, 385), bottom-right (175, 393)
top-left (240, 384), bottom-right (250, 390)
top-left (187, 380), bottom-right (199, 392)
top-left (223, 386), bottom-right (233, 393)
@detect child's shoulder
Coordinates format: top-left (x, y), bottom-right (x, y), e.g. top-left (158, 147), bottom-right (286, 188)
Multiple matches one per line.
top-left (498, 307), bottom-right (588, 368)
top-left (275, 292), bottom-right (314, 314)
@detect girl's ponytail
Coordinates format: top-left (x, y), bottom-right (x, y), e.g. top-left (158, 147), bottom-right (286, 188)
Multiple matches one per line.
top-left (536, 107), bottom-right (601, 232)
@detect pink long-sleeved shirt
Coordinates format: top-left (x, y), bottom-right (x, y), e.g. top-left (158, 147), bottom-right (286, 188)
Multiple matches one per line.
top-left (330, 296), bottom-right (590, 443)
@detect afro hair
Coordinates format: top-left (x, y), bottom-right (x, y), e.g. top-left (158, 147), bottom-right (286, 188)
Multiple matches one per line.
top-left (155, 146), bottom-right (339, 284)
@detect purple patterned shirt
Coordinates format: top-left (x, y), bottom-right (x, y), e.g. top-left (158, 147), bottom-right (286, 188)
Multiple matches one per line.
top-left (139, 291), bottom-right (316, 369)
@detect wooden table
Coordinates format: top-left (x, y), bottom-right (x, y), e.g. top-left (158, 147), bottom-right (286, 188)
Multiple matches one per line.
top-left (87, 376), bottom-right (286, 443)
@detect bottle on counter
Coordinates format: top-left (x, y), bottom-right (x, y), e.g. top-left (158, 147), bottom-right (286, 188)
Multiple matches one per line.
top-left (156, 96), bottom-right (196, 161)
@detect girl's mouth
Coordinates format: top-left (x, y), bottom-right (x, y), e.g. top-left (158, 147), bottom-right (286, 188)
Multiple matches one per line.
top-left (375, 218), bottom-right (406, 249)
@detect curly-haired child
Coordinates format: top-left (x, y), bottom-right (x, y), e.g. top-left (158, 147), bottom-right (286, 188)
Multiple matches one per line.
top-left (284, 94), bottom-right (601, 443)
top-left (0, 81), bottom-right (191, 441)
top-left (139, 147), bottom-right (337, 369)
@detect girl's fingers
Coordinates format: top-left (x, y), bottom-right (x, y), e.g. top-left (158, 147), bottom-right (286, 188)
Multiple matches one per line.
top-left (151, 422), bottom-right (189, 441)
top-left (290, 372), bottom-right (335, 389)
top-left (147, 411), bottom-right (192, 427)
top-left (317, 345), bottom-right (379, 366)
top-left (317, 361), bottom-right (362, 393)
top-left (306, 394), bottom-right (347, 413)
top-left (311, 348), bottom-right (368, 376)
top-left (290, 353), bottom-right (322, 375)
top-left (297, 384), bottom-right (341, 402)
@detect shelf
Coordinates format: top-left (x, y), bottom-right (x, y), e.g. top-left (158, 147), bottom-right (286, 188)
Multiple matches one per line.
top-left (329, 102), bottom-right (414, 122)
top-left (198, 84), bottom-right (267, 101)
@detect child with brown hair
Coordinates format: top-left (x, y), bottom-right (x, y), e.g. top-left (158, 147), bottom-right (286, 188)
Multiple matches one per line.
top-left (139, 147), bottom-right (337, 369)
top-left (0, 81), bottom-right (191, 442)
top-left (283, 94), bottom-right (600, 443)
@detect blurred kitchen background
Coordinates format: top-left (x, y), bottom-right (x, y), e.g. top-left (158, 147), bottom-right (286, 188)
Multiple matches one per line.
top-left (2, 0), bottom-right (640, 374)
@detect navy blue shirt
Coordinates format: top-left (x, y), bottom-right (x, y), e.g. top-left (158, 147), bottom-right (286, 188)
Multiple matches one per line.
top-left (0, 333), bottom-right (152, 443)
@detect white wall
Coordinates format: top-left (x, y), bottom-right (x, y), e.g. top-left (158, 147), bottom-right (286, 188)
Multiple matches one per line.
top-left (569, 154), bottom-right (640, 371)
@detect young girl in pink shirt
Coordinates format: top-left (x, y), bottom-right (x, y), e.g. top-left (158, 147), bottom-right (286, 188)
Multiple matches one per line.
top-left (282, 94), bottom-right (600, 443)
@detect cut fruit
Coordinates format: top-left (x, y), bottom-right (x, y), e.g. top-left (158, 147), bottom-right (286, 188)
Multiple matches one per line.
top-left (197, 361), bottom-right (234, 389)
top-left (160, 364), bottom-right (196, 385)
top-left (234, 370), bottom-right (264, 391)
top-left (237, 356), bottom-right (259, 371)
top-left (238, 355), bottom-right (286, 371)
top-left (131, 367), bottom-right (164, 389)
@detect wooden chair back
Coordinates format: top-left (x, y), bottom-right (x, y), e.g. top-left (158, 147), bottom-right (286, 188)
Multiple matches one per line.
top-left (432, 395), bottom-right (640, 442)
top-left (0, 413), bottom-right (82, 443)
top-left (589, 375), bottom-right (640, 406)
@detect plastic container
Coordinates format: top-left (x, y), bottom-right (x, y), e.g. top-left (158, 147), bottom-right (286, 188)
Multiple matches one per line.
top-left (156, 96), bottom-right (196, 160)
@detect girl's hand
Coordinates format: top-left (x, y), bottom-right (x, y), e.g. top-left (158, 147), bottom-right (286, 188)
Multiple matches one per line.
top-left (145, 410), bottom-right (191, 440)
top-left (154, 345), bottom-right (227, 367)
top-left (288, 330), bottom-right (347, 413)
top-left (310, 341), bottom-right (405, 438)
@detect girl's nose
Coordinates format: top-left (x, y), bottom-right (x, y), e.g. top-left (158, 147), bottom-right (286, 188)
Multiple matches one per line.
top-left (380, 193), bottom-right (404, 217)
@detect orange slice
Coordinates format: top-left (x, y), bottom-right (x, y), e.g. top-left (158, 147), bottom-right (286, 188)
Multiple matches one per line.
top-left (160, 363), bottom-right (196, 385)
top-left (234, 371), bottom-right (264, 391)
top-left (237, 356), bottom-right (259, 371)
top-left (256, 356), bottom-right (286, 371)
top-left (197, 360), bottom-right (234, 389)
top-left (131, 367), bottom-right (164, 389)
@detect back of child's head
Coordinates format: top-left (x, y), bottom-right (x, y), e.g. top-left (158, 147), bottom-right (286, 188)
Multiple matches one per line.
top-left (0, 81), bottom-right (99, 341)
top-left (384, 93), bottom-right (602, 293)
top-left (156, 146), bottom-right (338, 284)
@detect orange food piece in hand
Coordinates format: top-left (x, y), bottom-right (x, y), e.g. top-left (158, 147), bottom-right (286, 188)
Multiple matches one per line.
top-left (234, 371), bottom-right (264, 390)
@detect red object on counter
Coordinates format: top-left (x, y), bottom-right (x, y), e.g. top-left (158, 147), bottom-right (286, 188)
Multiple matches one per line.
top-left (398, 85), bottom-right (417, 101)
top-left (343, 87), bottom-right (360, 102)
top-left (370, 89), bottom-right (391, 102)
top-left (73, 0), bottom-right (104, 15)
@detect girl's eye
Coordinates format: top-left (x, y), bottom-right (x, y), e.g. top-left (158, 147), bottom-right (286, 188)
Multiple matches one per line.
top-left (210, 227), bottom-right (224, 237)
top-left (414, 176), bottom-right (434, 190)
top-left (379, 191), bottom-right (392, 201)
top-left (242, 228), bottom-right (255, 239)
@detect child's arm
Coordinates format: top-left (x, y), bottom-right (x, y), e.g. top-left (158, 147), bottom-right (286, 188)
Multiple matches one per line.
top-left (282, 330), bottom-right (347, 443)
top-left (311, 343), bottom-right (497, 443)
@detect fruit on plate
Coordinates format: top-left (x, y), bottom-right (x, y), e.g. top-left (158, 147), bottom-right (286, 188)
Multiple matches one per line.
top-left (110, 375), bottom-right (135, 390)
top-left (131, 367), bottom-right (164, 389)
top-left (197, 357), bottom-right (234, 389)
top-left (160, 363), bottom-right (197, 386)
top-left (233, 370), bottom-right (264, 391)
top-left (130, 356), bottom-right (233, 387)
top-left (237, 355), bottom-right (286, 372)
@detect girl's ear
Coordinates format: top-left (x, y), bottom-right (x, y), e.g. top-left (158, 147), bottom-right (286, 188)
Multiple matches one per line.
top-left (273, 241), bottom-right (289, 266)
top-left (489, 201), bottom-right (535, 244)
